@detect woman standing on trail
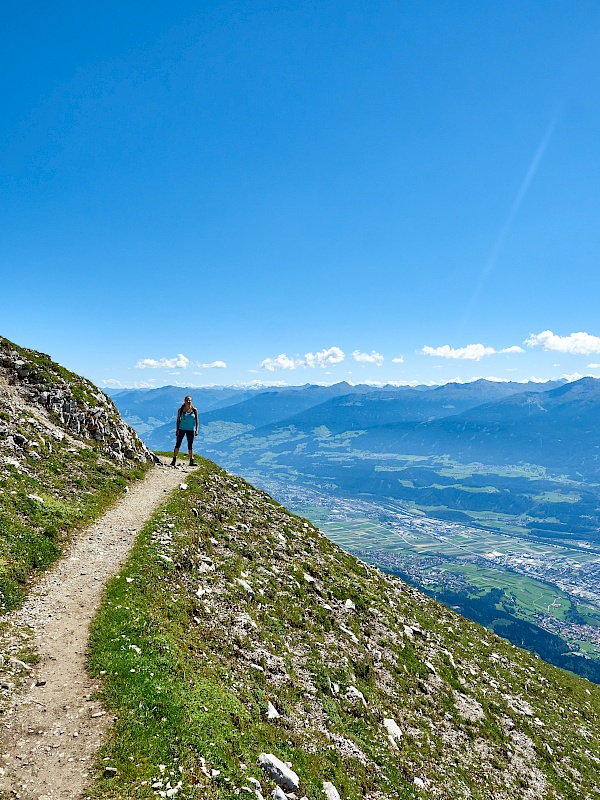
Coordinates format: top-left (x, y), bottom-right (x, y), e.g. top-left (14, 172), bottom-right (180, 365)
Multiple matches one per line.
top-left (170, 395), bottom-right (199, 466)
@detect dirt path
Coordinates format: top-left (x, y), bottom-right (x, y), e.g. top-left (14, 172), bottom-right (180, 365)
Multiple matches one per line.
top-left (0, 462), bottom-right (195, 800)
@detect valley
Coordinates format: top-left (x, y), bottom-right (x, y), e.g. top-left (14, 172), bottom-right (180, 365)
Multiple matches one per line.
top-left (110, 378), bottom-right (600, 683)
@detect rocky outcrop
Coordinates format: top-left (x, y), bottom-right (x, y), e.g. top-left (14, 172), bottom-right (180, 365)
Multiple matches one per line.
top-left (0, 337), bottom-right (154, 465)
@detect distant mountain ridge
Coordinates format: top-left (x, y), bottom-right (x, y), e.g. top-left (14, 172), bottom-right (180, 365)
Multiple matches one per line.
top-left (115, 378), bottom-right (569, 453)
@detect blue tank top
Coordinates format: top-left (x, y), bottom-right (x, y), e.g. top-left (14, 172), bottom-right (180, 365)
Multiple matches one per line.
top-left (179, 410), bottom-right (195, 430)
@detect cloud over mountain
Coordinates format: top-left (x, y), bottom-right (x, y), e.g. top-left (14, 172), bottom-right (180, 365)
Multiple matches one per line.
top-left (421, 343), bottom-right (524, 361)
top-left (525, 330), bottom-right (600, 355)
top-left (260, 347), bottom-right (345, 371)
top-left (351, 349), bottom-right (384, 366)
top-left (135, 354), bottom-right (190, 369)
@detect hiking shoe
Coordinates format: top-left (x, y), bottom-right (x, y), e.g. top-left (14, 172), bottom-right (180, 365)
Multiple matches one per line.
top-left (170, 457), bottom-right (177, 466)
top-left (189, 459), bottom-right (196, 466)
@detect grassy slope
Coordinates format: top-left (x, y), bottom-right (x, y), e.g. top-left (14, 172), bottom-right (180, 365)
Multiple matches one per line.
top-left (0, 336), bottom-right (150, 613)
top-left (88, 458), bottom-right (600, 800)
top-left (0, 444), bottom-right (147, 611)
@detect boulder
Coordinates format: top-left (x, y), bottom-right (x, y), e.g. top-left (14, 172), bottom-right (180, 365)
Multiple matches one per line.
top-left (258, 753), bottom-right (299, 792)
top-left (322, 782), bottom-right (341, 800)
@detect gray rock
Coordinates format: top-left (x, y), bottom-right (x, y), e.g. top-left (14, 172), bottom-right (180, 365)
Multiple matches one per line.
top-left (344, 685), bottom-right (366, 706)
top-left (383, 717), bottom-right (402, 747)
top-left (258, 753), bottom-right (299, 792)
top-left (322, 782), bottom-right (341, 800)
top-left (236, 578), bottom-right (255, 599)
top-left (271, 788), bottom-right (287, 800)
top-left (9, 657), bottom-right (32, 673)
top-left (267, 701), bottom-right (280, 719)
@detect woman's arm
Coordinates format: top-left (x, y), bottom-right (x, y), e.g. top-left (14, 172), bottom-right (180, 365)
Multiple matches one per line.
top-left (176, 407), bottom-right (182, 431)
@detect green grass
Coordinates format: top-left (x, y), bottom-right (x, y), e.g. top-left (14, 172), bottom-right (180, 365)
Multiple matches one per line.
top-left (0, 446), bottom-right (147, 613)
top-left (439, 564), bottom-right (571, 617)
top-left (87, 463), bottom-right (419, 799)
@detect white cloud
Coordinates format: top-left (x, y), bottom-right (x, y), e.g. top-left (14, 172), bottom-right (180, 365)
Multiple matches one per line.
top-left (135, 353), bottom-right (190, 369)
top-left (197, 360), bottom-right (227, 369)
top-left (260, 346), bottom-right (345, 371)
top-left (421, 344), bottom-right (494, 361)
top-left (260, 353), bottom-right (299, 371)
top-left (100, 379), bottom-right (155, 389)
top-left (352, 349), bottom-right (384, 366)
top-left (589, 363), bottom-right (600, 369)
top-left (392, 356), bottom-right (404, 364)
top-left (525, 330), bottom-right (600, 355)
top-left (304, 346), bottom-right (345, 368)
top-left (421, 343), bottom-right (524, 361)
top-left (101, 379), bottom-right (125, 388)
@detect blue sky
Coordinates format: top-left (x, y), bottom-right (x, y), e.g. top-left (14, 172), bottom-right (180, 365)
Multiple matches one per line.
top-left (2, 1), bottom-right (600, 388)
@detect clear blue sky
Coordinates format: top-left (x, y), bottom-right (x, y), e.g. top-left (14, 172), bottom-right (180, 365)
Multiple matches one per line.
top-left (2, 1), bottom-right (600, 388)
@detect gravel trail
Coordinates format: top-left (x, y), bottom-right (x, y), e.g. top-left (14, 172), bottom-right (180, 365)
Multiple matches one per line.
top-left (0, 462), bottom-right (194, 799)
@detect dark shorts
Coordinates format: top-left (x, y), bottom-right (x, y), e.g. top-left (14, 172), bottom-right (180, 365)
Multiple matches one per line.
top-left (175, 429), bottom-right (195, 449)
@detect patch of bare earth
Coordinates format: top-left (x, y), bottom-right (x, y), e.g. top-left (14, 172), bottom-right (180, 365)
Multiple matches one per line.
top-left (0, 462), bottom-right (194, 800)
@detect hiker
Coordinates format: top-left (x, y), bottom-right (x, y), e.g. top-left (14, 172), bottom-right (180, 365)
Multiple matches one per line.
top-left (170, 395), bottom-right (199, 466)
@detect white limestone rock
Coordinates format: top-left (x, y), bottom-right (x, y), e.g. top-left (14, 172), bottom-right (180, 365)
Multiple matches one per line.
top-left (345, 685), bottom-right (367, 706)
top-left (322, 782), bottom-right (341, 800)
top-left (383, 717), bottom-right (403, 745)
top-left (258, 753), bottom-right (299, 792)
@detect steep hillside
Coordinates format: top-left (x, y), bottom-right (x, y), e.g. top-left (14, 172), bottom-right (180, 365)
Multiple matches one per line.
top-left (88, 458), bottom-right (600, 800)
top-left (0, 335), bottom-right (154, 612)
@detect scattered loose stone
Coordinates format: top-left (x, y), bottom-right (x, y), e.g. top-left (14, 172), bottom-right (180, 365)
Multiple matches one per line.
top-left (258, 754), bottom-right (300, 792)
top-left (345, 686), bottom-right (367, 706)
top-left (267, 701), bottom-right (280, 719)
top-left (383, 718), bottom-right (402, 748)
top-left (8, 658), bottom-right (32, 673)
top-left (322, 782), bottom-right (341, 800)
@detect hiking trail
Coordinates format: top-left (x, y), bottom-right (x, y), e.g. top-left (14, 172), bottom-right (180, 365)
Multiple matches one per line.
top-left (0, 462), bottom-right (194, 800)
